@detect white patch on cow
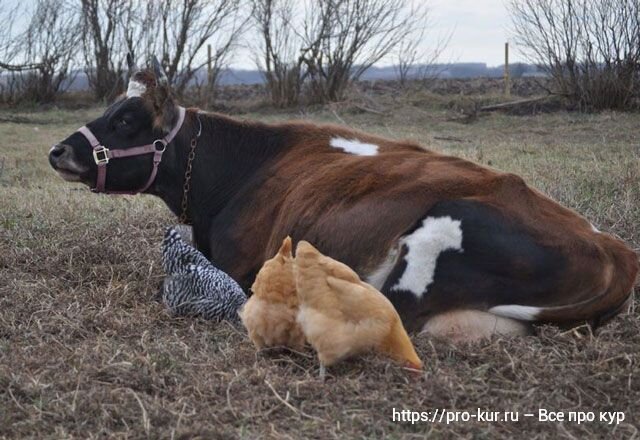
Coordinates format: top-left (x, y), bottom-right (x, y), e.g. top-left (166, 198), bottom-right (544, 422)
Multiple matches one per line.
top-left (422, 310), bottom-right (533, 342)
top-left (591, 223), bottom-right (601, 233)
top-left (489, 305), bottom-right (542, 321)
top-left (391, 216), bottom-right (463, 298)
top-left (330, 137), bottom-right (379, 156)
top-left (126, 80), bottom-right (147, 98)
top-left (365, 246), bottom-right (399, 290)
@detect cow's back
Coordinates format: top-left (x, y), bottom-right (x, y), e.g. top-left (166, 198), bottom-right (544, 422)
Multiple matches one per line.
top-left (211, 124), bottom-right (638, 330)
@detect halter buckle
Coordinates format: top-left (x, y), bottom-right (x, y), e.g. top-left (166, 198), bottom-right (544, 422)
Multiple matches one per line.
top-left (153, 139), bottom-right (167, 152)
top-left (93, 146), bottom-right (110, 165)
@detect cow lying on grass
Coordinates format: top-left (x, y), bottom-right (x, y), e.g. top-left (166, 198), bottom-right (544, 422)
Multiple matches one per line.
top-left (48, 58), bottom-right (638, 341)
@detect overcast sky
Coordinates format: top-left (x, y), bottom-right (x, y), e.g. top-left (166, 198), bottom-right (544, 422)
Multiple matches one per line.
top-left (428, 0), bottom-right (527, 66)
top-left (6, 0), bottom-right (528, 68)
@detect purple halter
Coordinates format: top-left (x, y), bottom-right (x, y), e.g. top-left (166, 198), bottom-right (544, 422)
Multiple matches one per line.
top-left (76, 106), bottom-right (186, 194)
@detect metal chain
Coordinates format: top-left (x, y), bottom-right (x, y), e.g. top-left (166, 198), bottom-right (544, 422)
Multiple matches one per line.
top-left (178, 114), bottom-right (202, 225)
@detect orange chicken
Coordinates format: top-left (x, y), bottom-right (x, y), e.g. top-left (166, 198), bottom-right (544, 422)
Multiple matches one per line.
top-left (239, 237), bottom-right (306, 350)
top-left (294, 241), bottom-right (422, 378)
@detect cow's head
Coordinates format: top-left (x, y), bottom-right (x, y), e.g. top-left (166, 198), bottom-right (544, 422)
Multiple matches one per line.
top-left (49, 56), bottom-right (183, 193)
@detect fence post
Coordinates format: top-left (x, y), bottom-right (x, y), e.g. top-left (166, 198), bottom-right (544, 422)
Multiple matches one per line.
top-left (207, 44), bottom-right (213, 107)
top-left (504, 42), bottom-right (511, 98)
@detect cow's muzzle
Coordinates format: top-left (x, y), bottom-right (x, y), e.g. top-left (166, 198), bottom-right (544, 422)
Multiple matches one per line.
top-left (49, 143), bottom-right (88, 181)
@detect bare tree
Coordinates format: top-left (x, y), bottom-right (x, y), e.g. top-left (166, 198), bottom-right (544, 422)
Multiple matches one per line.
top-left (300, 0), bottom-right (428, 102)
top-left (127, 0), bottom-right (247, 97)
top-left (121, 1), bottom-right (157, 61)
top-left (0, 3), bottom-right (28, 102)
top-left (5, 0), bottom-right (81, 103)
top-left (80, 0), bottom-right (132, 102)
top-left (394, 30), bottom-right (422, 87)
top-left (394, 21), bottom-right (450, 88)
top-left (0, 3), bottom-right (23, 67)
top-left (251, 0), bottom-right (306, 107)
top-left (509, 0), bottom-right (640, 110)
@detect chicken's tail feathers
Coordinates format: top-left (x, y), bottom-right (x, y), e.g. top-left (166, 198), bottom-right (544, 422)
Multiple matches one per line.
top-left (279, 236), bottom-right (293, 258)
top-left (294, 240), bottom-right (323, 276)
top-left (295, 240), bottom-right (320, 263)
top-left (163, 226), bottom-right (182, 247)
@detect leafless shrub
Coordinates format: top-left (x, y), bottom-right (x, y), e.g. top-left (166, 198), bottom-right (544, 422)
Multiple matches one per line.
top-left (300, 0), bottom-right (428, 103)
top-left (0, 4), bottom-right (26, 103)
top-left (0, 0), bottom-right (80, 104)
top-left (251, 0), bottom-right (305, 107)
top-left (394, 30), bottom-right (423, 88)
top-left (129, 0), bottom-right (247, 98)
top-left (80, 0), bottom-right (133, 102)
top-left (509, 0), bottom-right (640, 111)
top-left (394, 20), bottom-right (451, 89)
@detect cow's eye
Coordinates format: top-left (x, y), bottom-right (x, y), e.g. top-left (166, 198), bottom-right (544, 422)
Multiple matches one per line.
top-left (114, 115), bottom-right (134, 132)
top-left (118, 116), bottom-right (133, 127)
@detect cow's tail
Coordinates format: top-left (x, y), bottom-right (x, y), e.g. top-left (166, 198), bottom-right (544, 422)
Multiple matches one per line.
top-left (489, 245), bottom-right (639, 328)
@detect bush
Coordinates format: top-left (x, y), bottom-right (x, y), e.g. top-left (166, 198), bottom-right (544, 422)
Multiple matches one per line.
top-left (509, 0), bottom-right (640, 111)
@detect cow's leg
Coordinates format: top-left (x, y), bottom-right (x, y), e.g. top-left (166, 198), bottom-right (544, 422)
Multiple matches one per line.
top-left (369, 198), bottom-right (635, 337)
top-left (367, 199), bottom-right (565, 336)
top-left (420, 309), bottom-right (533, 343)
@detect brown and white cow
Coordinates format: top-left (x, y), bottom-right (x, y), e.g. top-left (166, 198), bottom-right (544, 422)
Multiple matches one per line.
top-left (48, 60), bottom-right (638, 341)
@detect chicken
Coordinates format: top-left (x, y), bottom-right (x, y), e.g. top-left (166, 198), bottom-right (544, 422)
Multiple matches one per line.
top-left (160, 226), bottom-right (247, 322)
top-left (239, 237), bottom-right (306, 350)
top-left (294, 240), bottom-right (422, 378)
top-left (162, 263), bottom-right (247, 322)
top-left (162, 226), bottom-right (210, 276)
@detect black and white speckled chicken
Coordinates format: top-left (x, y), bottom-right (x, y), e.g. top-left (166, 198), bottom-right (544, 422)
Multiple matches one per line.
top-left (162, 226), bottom-right (210, 276)
top-left (162, 264), bottom-right (247, 322)
top-left (160, 227), bottom-right (247, 322)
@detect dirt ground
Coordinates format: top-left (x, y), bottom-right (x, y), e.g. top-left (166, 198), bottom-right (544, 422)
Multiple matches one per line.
top-left (1, 92), bottom-right (639, 438)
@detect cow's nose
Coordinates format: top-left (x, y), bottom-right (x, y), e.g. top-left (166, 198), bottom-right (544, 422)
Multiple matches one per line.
top-left (49, 144), bottom-right (67, 159)
top-left (49, 143), bottom-right (70, 168)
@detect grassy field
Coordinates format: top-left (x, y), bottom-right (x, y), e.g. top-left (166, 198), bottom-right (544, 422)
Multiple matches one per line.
top-left (1, 96), bottom-right (639, 439)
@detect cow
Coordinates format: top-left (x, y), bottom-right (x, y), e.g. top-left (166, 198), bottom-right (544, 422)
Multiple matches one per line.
top-left (48, 59), bottom-right (638, 341)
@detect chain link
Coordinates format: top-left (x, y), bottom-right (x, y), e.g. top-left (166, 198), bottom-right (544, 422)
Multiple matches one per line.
top-left (178, 115), bottom-right (202, 224)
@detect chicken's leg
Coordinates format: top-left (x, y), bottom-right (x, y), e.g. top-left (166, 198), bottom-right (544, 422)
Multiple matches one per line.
top-left (319, 363), bottom-right (326, 381)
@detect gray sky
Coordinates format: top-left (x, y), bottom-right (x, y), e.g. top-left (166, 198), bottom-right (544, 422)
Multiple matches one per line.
top-left (6, 0), bottom-right (528, 68)
top-left (429, 0), bottom-right (526, 66)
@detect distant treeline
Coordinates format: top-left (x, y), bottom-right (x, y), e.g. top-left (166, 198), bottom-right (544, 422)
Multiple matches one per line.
top-left (32, 63), bottom-right (545, 92)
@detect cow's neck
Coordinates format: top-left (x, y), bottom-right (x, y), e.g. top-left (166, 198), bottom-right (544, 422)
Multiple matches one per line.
top-left (151, 111), bottom-right (287, 254)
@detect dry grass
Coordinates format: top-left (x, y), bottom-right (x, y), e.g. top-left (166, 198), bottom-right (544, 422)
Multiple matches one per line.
top-left (1, 98), bottom-right (639, 439)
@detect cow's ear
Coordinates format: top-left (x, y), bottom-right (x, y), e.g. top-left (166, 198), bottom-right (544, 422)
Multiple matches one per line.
top-left (150, 56), bottom-right (177, 134)
top-left (152, 56), bottom-right (168, 86)
top-left (126, 52), bottom-right (137, 78)
top-left (152, 86), bottom-right (178, 134)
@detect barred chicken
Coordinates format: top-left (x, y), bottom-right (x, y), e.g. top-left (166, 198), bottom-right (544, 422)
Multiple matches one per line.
top-left (161, 227), bottom-right (246, 322)
top-left (239, 237), bottom-right (306, 350)
top-left (162, 226), bottom-right (210, 276)
top-left (294, 241), bottom-right (422, 378)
